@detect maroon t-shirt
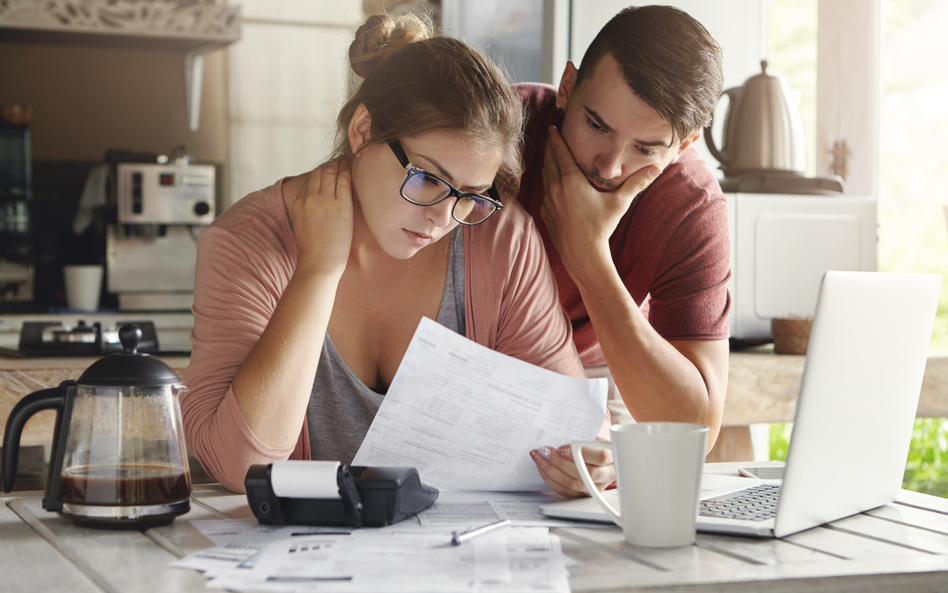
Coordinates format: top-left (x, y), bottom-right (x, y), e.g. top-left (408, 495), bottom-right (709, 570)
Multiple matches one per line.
top-left (515, 83), bottom-right (731, 365)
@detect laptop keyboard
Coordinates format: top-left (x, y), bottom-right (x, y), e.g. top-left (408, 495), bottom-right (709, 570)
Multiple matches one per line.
top-left (699, 484), bottom-right (782, 522)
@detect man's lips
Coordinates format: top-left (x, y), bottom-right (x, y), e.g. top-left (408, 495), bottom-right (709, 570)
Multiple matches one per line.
top-left (580, 168), bottom-right (618, 193)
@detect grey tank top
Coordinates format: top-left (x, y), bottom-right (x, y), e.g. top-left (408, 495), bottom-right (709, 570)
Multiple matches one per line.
top-left (305, 228), bottom-right (465, 463)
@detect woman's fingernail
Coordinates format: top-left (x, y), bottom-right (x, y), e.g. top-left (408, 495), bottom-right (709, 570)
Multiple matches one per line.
top-left (558, 445), bottom-right (573, 459)
top-left (530, 449), bottom-right (540, 460)
top-left (540, 447), bottom-right (553, 459)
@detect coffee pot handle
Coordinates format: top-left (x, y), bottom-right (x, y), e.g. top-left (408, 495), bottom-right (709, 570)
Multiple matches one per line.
top-left (703, 86), bottom-right (742, 169)
top-left (1, 387), bottom-right (65, 493)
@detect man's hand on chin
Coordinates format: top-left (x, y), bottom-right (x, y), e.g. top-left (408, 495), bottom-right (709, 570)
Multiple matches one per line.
top-left (540, 126), bottom-right (659, 276)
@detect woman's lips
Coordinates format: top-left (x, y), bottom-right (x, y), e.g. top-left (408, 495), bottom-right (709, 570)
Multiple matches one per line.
top-left (404, 229), bottom-right (432, 247)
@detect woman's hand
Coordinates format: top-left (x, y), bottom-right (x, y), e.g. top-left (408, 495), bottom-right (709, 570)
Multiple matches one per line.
top-left (530, 443), bottom-right (615, 498)
top-left (291, 161), bottom-right (354, 278)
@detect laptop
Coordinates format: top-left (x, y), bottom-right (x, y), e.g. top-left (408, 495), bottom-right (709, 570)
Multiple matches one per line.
top-left (541, 271), bottom-right (942, 538)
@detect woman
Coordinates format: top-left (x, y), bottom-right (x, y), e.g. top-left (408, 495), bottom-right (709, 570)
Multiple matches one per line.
top-left (182, 14), bottom-right (614, 495)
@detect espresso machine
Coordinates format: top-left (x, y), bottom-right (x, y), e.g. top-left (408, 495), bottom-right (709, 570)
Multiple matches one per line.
top-left (106, 155), bottom-right (216, 311)
top-left (0, 112), bottom-right (34, 306)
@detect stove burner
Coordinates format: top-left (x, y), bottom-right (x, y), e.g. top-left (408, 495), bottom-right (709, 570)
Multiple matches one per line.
top-left (18, 321), bottom-right (159, 357)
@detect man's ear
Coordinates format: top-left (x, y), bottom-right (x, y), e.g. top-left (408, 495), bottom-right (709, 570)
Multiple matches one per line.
top-left (556, 61), bottom-right (579, 110)
top-left (348, 103), bottom-right (373, 156)
top-left (674, 130), bottom-right (703, 161)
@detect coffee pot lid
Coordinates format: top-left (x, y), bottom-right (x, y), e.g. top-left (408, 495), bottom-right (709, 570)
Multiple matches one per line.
top-left (77, 324), bottom-right (182, 387)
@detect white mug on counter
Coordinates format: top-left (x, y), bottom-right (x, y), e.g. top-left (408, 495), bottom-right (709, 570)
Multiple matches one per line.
top-left (64, 265), bottom-right (104, 311)
top-left (572, 422), bottom-right (708, 547)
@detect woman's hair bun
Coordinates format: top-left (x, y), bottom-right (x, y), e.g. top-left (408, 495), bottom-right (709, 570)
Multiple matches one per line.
top-left (349, 13), bottom-right (433, 79)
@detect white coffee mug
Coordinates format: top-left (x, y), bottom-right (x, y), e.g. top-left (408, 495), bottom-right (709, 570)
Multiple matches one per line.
top-left (64, 265), bottom-right (104, 311)
top-left (573, 422), bottom-right (708, 547)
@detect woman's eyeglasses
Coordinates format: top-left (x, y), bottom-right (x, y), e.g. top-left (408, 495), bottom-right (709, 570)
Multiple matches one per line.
top-left (388, 139), bottom-right (503, 226)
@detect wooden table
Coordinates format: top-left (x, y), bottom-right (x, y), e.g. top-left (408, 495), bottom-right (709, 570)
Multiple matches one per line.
top-left (3, 463), bottom-right (948, 593)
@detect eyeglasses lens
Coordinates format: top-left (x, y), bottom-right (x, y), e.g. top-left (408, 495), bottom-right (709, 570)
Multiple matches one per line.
top-left (452, 196), bottom-right (494, 224)
top-left (403, 172), bottom-right (494, 224)
top-left (403, 172), bottom-right (450, 204)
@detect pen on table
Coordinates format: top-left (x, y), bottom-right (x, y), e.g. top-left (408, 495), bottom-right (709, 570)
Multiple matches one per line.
top-left (451, 519), bottom-right (512, 546)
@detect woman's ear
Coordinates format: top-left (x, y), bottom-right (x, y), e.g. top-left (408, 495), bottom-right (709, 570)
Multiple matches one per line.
top-left (348, 104), bottom-right (373, 156)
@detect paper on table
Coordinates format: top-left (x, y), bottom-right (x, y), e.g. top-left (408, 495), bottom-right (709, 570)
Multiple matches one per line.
top-left (415, 490), bottom-right (603, 528)
top-left (352, 317), bottom-right (608, 491)
top-left (205, 527), bottom-right (570, 593)
top-left (168, 521), bottom-right (352, 577)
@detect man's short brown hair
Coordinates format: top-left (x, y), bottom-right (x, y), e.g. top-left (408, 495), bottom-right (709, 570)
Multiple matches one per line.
top-left (576, 5), bottom-right (724, 144)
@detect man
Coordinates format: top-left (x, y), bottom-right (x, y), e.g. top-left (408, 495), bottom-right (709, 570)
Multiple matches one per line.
top-left (525, 5), bottom-right (730, 496)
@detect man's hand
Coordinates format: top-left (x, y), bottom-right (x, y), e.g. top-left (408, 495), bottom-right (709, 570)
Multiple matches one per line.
top-left (291, 161), bottom-right (353, 278)
top-left (540, 126), bottom-right (659, 276)
top-left (530, 443), bottom-right (615, 498)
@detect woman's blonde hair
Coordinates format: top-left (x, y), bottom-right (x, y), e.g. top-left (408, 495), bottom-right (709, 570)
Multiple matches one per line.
top-left (333, 14), bottom-right (523, 197)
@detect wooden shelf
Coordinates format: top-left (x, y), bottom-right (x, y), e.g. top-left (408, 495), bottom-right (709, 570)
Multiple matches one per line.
top-left (0, 0), bottom-right (239, 49)
top-left (0, 0), bottom-right (241, 130)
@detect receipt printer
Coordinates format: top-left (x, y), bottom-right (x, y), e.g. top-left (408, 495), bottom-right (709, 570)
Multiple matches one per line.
top-left (245, 461), bottom-right (439, 528)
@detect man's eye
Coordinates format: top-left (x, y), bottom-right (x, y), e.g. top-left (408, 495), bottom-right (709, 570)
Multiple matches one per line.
top-left (637, 146), bottom-right (655, 157)
top-left (586, 118), bottom-right (605, 132)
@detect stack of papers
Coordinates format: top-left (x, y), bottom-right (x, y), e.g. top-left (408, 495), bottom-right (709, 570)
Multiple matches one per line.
top-left (170, 490), bottom-right (601, 592)
top-left (170, 492), bottom-right (607, 591)
top-left (171, 318), bottom-right (611, 591)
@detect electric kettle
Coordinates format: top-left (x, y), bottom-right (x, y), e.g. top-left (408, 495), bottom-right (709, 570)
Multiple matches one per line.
top-left (704, 60), bottom-right (807, 177)
top-left (2, 324), bottom-right (191, 527)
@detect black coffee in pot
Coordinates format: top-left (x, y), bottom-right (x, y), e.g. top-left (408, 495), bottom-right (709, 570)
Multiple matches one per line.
top-left (59, 463), bottom-right (190, 506)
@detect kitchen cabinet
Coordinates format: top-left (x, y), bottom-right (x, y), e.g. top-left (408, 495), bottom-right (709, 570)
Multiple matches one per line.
top-left (0, 0), bottom-right (241, 131)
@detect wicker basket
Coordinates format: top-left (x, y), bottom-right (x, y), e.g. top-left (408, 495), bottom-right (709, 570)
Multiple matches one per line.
top-left (771, 317), bottom-right (812, 354)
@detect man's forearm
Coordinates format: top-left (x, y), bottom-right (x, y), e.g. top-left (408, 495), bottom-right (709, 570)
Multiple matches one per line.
top-left (570, 255), bottom-right (726, 450)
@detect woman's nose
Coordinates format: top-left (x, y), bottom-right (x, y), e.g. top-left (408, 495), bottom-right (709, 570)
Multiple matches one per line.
top-left (427, 198), bottom-right (456, 227)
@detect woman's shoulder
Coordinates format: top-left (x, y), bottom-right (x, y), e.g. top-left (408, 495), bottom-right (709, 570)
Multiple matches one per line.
top-left (464, 197), bottom-right (542, 276)
top-left (471, 197), bottom-right (534, 244)
top-left (205, 179), bottom-right (294, 251)
top-left (212, 180), bottom-right (285, 231)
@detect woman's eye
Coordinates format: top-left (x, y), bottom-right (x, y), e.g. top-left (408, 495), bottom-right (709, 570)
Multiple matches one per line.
top-left (637, 146), bottom-right (655, 157)
top-left (421, 173), bottom-right (442, 187)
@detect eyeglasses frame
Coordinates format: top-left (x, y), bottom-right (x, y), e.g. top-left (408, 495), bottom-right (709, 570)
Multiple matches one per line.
top-left (387, 139), bottom-right (503, 226)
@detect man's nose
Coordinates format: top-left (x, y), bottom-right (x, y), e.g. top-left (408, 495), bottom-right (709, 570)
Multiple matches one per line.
top-left (594, 147), bottom-right (624, 181)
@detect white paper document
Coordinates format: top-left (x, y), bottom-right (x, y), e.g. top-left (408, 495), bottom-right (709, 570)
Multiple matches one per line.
top-left (353, 317), bottom-right (608, 491)
top-left (168, 520), bottom-right (352, 577)
top-left (416, 490), bottom-right (593, 528)
top-left (203, 526), bottom-right (569, 593)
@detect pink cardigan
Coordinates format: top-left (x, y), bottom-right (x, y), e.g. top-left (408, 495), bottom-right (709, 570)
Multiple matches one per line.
top-left (182, 178), bottom-right (585, 491)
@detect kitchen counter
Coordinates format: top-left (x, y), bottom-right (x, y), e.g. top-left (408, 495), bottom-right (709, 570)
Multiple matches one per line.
top-left (0, 312), bottom-right (194, 352)
top-left (707, 348), bottom-right (948, 461)
top-left (3, 347), bottom-right (948, 458)
top-left (0, 354), bottom-right (189, 447)
top-left (723, 348), bottom-right (948, 425)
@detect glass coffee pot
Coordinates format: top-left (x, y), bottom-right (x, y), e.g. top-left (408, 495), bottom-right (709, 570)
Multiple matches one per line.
top-left (2, 324), bottom-right (191, 527)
